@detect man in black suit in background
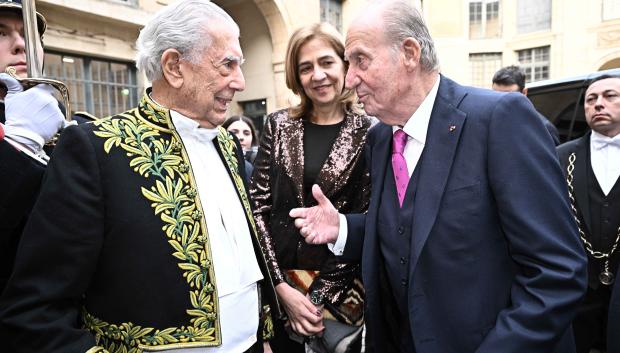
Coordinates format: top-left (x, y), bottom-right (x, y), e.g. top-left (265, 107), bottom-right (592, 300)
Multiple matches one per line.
top-left (557, 74), bottom-right (620, 353)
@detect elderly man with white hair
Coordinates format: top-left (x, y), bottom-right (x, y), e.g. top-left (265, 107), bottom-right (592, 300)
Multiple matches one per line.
top-left (291, 1), bottom-right (587, 352)
top-left (0, 1), bottom-right (278, 352)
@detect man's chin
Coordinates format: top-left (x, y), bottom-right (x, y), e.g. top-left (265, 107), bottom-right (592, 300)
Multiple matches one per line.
top-left (205, 113), bottom-right (227, 128)
top-left (362, 105), bottom-right (378, 117)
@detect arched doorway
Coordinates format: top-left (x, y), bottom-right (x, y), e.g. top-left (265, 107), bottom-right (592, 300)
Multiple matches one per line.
top-left (213, 0), bottom-right (291, 134)
top-left (599, 57), bottom-right (620, 70)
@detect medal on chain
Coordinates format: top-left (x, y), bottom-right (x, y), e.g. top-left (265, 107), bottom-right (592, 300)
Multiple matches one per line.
top-left (566, 153), bottom-right (620, 286)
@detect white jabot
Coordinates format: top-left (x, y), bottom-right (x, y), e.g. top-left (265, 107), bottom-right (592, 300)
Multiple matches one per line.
top-left (590, 131), bottom-right (620, 196)
top-left (166, 111), bottom-right (264, 352)
top-left (330, 75), bottom-right (441, 255)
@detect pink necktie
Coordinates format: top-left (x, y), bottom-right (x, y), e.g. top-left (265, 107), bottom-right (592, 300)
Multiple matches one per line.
top-left (392, 129), bottom-right (410, 207)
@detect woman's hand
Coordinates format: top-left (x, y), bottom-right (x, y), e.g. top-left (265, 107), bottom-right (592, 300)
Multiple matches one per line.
top-left (275, 283), bottom-right (324, 336)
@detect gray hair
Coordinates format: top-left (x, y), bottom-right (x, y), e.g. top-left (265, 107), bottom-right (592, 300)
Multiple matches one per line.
top-left (379, 0), bottom-right (439, 72)
top-left (136, 0), bottom-right (239, 81)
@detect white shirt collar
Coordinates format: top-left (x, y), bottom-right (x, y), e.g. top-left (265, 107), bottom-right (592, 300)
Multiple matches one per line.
top-left (590, 130), bottom-right (620, 150)
top-left (170, 110), bottom-right (219, 142)
top-left (146, 92), bottom-right (220, 142)
top-left (590, 130), bottom-right (620, 196)
top-left (393, 74), bottom-right (441, 145)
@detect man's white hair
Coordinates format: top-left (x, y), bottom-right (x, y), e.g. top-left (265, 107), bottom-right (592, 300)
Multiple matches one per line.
top-left (378, 0), bottom-right (439, 72)
top-left (135, 0), bottom-right (239, 81)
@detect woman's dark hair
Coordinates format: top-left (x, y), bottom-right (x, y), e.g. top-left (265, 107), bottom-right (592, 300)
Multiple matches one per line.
top-left (222, 115), bottom-right (259, 147)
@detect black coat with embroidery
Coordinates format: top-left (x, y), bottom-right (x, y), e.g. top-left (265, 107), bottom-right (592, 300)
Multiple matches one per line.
top-left (0, 92), bottom-right (278, 353)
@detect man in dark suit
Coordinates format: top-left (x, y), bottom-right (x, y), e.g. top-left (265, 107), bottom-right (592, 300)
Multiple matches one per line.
top-left (557, 74), bottom-right (620, 353)
top-left (290, 1), bottom-right (587, 352)
top-left (492, 65), bottom-right (561, 145)
top-left (0, 0), bottom-right (65, 295)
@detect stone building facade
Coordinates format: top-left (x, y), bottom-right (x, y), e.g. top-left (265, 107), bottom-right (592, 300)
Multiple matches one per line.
top-left (37, 0), bottom-right (620, 127)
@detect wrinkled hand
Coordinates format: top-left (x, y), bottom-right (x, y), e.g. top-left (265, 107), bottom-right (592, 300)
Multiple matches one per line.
top-left (276, 283), bottom-right (324, 336)
top-left (290, 184), bottom-right (340, 245)
top-left (0, 73), bottom-right (64, 152)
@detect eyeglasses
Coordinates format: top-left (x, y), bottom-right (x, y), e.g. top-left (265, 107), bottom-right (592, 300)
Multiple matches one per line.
top-left (211, 55), bottom-right (245, 76)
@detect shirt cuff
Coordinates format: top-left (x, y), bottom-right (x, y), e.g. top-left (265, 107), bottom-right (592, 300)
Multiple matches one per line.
top-left (327, 213), bottom-right (348, 256)
top-left (3, 125), bottom-right (44, 153)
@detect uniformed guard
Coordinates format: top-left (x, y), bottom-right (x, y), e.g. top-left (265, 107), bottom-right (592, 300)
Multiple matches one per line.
top-left (558, 74), bottom-right (620, 353)
top-left (0, 0), bottom-right (64, 295)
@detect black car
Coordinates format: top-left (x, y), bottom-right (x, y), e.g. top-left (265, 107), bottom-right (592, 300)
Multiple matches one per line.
top-left (526, 67), bottom-right (620, 143)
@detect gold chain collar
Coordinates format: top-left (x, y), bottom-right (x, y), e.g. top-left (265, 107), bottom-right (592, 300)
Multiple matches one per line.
top-left (566, 152), bottom-right (620, 285)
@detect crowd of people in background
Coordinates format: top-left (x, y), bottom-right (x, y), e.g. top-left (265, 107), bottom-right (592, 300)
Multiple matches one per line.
top-left (0, 0), bottom-right (619, 353)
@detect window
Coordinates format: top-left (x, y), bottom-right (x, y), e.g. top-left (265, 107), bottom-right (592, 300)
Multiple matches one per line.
top-left (517, 46), bottom-right (550, 83)
top-left (603, 0), bottom-right (620, 20)
top-left (241, 99), bottom-right (267, 137)
top-left (320, 0), bottom-right (343, 33)
top-left (44, 52), bottom-right (141, 118)
top-left (517, 0), bottom-right (551, 34)
top-left (469, 52), bottom-right (502, 88)
top-left (469, 0), bottom-right (501, 39)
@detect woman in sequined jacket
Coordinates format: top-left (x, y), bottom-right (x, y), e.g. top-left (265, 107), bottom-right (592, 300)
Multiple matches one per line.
top-left (250, 23), bottom-right (373, 353)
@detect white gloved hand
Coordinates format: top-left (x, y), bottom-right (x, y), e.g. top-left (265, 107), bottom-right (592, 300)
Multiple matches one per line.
top-left (0, 73), bottom-right (64, 153)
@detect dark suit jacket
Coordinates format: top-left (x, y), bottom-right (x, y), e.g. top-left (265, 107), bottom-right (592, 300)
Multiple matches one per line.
top-left (609, 262), bottom-right (620, 352)
top-left (0, 91), bottom-right (278, 353)
top-left (0, 141), bottom-right (45, 295)
top-left (540, 111), bottom-right (560, 146)
top-left (0, 104), bottom-right (93, 295)
top-left (344, 76), bottom-right (587, 353)
top-left (250, 108), bottom-right (371, 309)
top-left (0, 105), bottom-right (46, 295)
top-left (557, 132), bottom-right (600, 288)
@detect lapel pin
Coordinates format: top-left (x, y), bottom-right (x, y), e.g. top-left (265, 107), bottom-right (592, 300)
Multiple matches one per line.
top-left (449, 125), bottom-right (456, 132)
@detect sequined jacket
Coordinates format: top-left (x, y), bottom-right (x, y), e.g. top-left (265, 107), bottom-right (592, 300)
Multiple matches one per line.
top-left (0, 91), bottom-right (277, 353)
top-left (250, 108), bottom-right (371, 313)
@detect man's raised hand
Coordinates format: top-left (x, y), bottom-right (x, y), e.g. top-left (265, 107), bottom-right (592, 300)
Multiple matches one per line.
top-left (290, 184), bottom-right (340, 245)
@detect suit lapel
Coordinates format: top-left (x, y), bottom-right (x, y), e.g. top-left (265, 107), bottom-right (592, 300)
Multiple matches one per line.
top-left (280, 118), bottom-right (306, 205)
top-left (366, 124), bottom-right (392, 241)
top-left (573, 133), bottom-right (592, 233)
top-left (410, 78), bottom-right (467, 273)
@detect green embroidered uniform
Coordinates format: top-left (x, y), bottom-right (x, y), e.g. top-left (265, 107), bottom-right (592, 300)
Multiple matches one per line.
top-left (0, 90), bottom-right (277, 353)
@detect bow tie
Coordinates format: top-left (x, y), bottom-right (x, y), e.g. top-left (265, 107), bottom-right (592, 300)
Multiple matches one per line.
top-left (173, 115), bottom-right (219, 143)
top-left (591, 133), bottom-right (620, 150)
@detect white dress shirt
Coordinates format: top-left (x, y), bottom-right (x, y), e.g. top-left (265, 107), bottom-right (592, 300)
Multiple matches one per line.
top-left (330, 75), bottom-right (441, 255)
top-left (162, 111), bottom-right (264, 353)
top-left (590, 130), bottom-right (620, 196)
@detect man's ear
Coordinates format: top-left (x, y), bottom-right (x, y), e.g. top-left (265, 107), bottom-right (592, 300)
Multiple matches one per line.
top-left (402, 37), bottom-right (421, 71)
top-left (161, 49), bottom-right (184, 88)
